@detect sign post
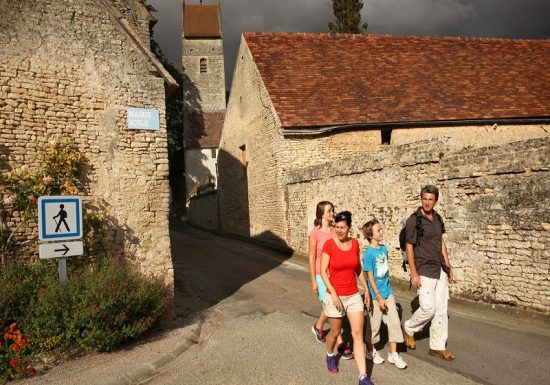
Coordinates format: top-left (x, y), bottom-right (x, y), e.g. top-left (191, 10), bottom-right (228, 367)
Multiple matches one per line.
top-left (38, 196), bottom-right (84, 285)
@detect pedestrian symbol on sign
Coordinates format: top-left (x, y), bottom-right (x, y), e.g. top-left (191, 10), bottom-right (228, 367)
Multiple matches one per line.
top-left (53, 204), bottom-right (70, 232)
top-left (38, 196), bottom-right (82, 241)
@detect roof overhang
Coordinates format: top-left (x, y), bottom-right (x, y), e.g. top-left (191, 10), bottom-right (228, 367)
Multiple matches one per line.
top-left (282, 118), bottom-right (550, 137)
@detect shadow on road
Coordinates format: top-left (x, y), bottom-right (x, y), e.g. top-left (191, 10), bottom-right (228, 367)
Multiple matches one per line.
top-left (167, 221), bottom-right (293, 328)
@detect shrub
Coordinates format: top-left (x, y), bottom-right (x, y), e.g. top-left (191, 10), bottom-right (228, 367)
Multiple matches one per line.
top-left (65, 256), bottom-right (166, 352)
top-left (0, 255), bottom-right (167, 379)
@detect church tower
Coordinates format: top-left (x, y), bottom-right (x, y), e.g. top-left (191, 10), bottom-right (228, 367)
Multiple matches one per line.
top-left (181, 1), bottom-right (226, 200)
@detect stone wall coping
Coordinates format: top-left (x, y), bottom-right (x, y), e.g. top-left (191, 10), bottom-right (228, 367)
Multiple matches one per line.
top-left (95, 0), bottom-right (178, 90)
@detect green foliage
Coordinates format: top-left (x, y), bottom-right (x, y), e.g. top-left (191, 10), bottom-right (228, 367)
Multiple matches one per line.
top-left (65, 257), bottom-right (166, 352)
top-left (328, 0), bottom-right (368, 34)
top-left (0, 142), bottom-right (84, 266)
top-left (1, 142), bottom-right (83, 218)
top-left (82, 209), bottom-right (111, 259)
top-left (0, 255), bottom-right (167, 379)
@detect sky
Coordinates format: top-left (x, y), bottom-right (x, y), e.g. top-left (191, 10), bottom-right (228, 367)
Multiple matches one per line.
top-left (146, 0), bottom-right (550, 90)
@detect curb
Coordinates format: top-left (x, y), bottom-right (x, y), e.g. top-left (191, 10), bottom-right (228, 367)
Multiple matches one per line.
top-left (105, 318), bottom-right (204, 385)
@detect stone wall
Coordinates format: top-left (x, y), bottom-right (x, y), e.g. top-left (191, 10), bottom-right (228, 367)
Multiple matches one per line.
top-left (187, 191), bottom-right (218, 230)
top-left (0, 0), bottom-right (173, 291)
top-left (285, 137), bottom-right (550, 313)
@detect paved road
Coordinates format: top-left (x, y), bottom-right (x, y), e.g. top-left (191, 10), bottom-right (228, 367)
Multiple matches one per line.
top-left (144, 224), bottom-right (550, 385)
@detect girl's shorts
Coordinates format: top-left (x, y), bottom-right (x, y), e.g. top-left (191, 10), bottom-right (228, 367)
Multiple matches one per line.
top-left (316, 275), bottom-right (327, 301)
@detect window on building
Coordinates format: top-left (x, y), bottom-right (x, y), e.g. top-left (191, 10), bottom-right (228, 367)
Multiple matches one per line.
top-left (211, 148), bottom-right (217, 158)
top-left (381, 129), bottom-right (392, 145)
top-left (200, 58), bottom-right (207, 73)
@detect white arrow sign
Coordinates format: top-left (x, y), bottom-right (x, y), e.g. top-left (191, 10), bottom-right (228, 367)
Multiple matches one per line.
top-left (39, 241), bottom-right (84, 260)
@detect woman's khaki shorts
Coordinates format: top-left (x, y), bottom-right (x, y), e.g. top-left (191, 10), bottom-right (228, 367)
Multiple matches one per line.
top-left (323, 292), bottom-right (364, 318)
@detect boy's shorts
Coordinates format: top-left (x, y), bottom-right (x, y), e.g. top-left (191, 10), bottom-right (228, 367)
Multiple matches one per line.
top-left (315, 275), bottom-right (327, 302)
top-left (323, 292), bottom-right (364, 318)
top-left (370, 294), bottom-right (404, 344)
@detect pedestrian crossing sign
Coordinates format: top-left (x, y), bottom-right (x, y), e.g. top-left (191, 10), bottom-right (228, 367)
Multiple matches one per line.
top-left (38, 196), bottom-right (83, 241)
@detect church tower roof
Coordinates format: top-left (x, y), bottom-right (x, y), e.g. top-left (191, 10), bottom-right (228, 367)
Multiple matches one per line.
top-left (183, 3), bottom-right (222, 38)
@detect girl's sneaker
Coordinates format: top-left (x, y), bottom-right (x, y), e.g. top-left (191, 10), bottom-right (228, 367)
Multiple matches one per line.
top-left (366, 348), bottom-right (385, 364)
top-left (337, 342), bottom-right (354, 360)
top-left (388, 352), bottom-right (407, 369)
top-left (311, 324), bottom-right (326, 343)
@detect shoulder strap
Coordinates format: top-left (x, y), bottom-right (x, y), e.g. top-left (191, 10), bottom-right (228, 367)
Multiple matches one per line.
top-left (414, 211), bottom-right (423, 246)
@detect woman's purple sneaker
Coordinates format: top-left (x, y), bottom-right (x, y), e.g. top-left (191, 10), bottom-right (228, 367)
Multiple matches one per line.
top-left (359, 374), bottom-right (374, 385)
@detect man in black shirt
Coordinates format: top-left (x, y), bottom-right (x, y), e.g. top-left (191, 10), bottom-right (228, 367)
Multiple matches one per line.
top-left (403, 185), bottom-right (455, 361)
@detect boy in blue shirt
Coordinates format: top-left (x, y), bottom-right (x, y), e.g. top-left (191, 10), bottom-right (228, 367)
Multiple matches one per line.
top-left (361, 219), bottom-right (408, 369)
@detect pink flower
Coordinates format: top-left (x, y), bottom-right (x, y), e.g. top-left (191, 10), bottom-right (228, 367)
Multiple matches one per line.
top-left (42, 176), bottom-right (53, 185)
top-left (3, 196), bottom-right (13, 205)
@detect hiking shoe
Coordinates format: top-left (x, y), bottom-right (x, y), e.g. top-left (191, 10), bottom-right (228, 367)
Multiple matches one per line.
top-left (326, 354), bottom-right (338, 373)
top-left (403, 325), bottom-right (416, 350)
top-left (311, 324), bottom-right (326, 343)
top-left (359, 374), bottom-right (375, 385)
top-left (429, 349), bottom-right (455, 361)
top-left (337, 342), bottom-right (354, 360)
top-left (367, 348), bottom-right (384, 364)
top-left (388, 352), bottom-right (407, 369)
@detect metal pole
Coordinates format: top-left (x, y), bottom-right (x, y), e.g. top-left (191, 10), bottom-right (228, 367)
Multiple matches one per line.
top-left (58, 258), bottom-right (68, 286)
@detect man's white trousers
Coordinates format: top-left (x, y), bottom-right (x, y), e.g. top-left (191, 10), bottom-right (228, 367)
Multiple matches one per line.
top-left (404, 269), bottom-right (449, 350)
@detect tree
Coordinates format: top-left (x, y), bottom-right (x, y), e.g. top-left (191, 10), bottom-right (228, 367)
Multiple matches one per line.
top-left (328, 0), bottom-right (368, 34)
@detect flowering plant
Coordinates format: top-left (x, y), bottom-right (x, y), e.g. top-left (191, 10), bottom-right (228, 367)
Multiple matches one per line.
top-left (0, 322), bottom-right (34, 379)
top-left (0, 142), bottom-right (84, 267)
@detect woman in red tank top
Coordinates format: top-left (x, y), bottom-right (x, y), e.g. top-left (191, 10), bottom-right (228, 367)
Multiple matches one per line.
top-left (320, 211), bottom-right (373, 385)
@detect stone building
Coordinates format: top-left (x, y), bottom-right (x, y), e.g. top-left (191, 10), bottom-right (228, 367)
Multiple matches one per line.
top-left (0, 0), bottom-right (177, 292)
top-left (192, 32), bottom-right (550, 311)
top-left (181, 2), bottom-right (225, 202)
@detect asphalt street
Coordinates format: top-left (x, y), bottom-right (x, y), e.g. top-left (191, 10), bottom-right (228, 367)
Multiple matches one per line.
top-left (145, 223), bottom-right (550, 385)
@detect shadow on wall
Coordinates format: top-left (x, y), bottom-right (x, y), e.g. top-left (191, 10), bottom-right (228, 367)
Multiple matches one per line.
top-left (0, 144), bottom-right (11, 175)
top-left (213, 147), bottom-right (250, 238)
top-left (79, 198), bottom-right (141, 261)
top-left (169, 221), bottom-right (292, 327)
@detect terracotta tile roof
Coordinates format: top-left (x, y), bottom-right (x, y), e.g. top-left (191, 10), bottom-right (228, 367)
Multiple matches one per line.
top-left (183, 4), bottom-right (221, 38)
top-left (185, 111), bottom-right (224, 149)
top-left (243, 32), bottom-right (550, 129)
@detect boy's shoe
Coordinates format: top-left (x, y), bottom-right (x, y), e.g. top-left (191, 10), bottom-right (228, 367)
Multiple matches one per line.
top-left (337, 342), bottom-right (354, 360)
top-left (366, 348), bottom-right (385, 364)
top-left (326, 354), bottom-right (338, 373)
top-left (388, 352), bottom-right (408, 369)
top-left (311, 324), bottom-right (326, 343)
top-left (403, 325), bottom-right (416, 350)
top-left (359, 374), bottom-right (375, 385)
